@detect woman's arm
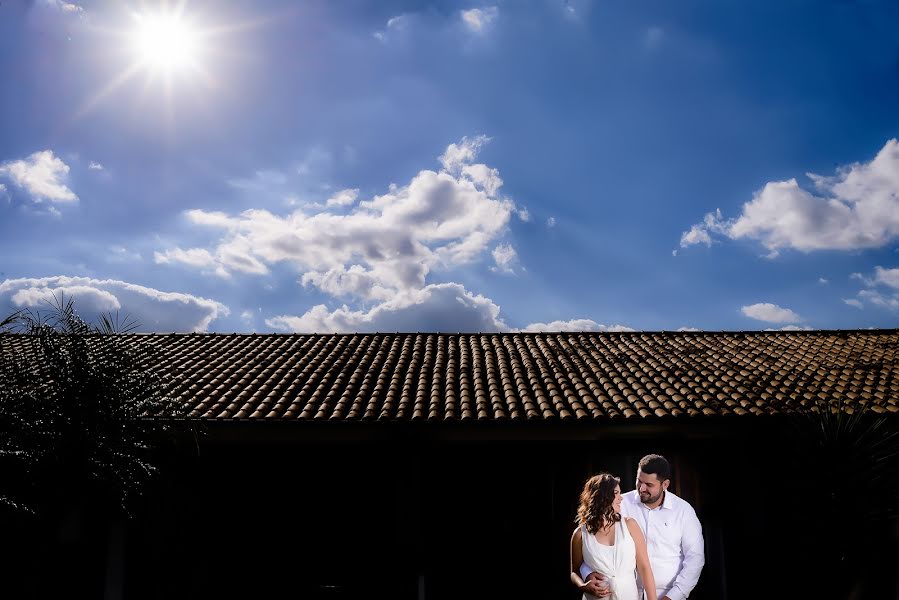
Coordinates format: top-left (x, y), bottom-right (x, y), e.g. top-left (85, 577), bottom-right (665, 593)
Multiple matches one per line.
top-left (571, 527), bottom-right (604, 597)
top-left (626, 518), bottom-right (657, 600)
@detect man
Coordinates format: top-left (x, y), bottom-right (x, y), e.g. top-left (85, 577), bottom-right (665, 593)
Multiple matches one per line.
top-left (581, 454), bottom-right (704, 600)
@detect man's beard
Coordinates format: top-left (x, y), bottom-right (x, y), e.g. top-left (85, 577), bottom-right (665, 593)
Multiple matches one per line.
top-left (639, 490), bottom-right (663, 505)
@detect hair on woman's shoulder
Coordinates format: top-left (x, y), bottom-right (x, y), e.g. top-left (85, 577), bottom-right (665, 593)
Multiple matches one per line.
top-left (575, 473), bottom-right (621, 534)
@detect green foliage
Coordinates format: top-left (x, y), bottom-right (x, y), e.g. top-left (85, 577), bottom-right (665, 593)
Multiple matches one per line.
top-left (0, 296), bottom-right (190, 516)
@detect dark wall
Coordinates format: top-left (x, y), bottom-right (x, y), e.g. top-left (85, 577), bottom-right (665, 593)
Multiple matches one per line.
top-left (5, 418), bottom-right (896, 600)
top-left (117, 420), bottom-right (779, 600)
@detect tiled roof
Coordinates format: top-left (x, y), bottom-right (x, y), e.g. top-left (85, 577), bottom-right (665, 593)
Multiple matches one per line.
top-left (2, 331), bottom-right (897, 420)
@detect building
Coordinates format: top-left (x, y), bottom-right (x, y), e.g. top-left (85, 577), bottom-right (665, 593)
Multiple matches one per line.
top-left (2, 330), bottom-right (897, 599)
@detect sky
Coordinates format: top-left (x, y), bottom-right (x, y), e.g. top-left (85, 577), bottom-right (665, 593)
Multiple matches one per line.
top-left (1, 0), bottom-right (898, 333)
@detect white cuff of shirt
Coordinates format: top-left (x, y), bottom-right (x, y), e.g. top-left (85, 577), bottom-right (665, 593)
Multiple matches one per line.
top-left (663, 587), bottom-right (686, 600)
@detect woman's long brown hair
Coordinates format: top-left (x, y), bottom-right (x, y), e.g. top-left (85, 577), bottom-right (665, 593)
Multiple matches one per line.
top-left (575, 473), bottom-right (621, 534)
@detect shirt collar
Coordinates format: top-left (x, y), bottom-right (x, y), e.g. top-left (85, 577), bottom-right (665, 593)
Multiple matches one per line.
top-left (659, 490), bottom-right (674, 510)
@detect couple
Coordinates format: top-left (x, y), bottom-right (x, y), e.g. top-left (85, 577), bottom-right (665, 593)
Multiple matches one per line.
top-left (569, 455), bottom-right (705, 600)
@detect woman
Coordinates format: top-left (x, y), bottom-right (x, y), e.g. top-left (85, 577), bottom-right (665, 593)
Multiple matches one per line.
top-left (570, 473), bottom-right (656, 600)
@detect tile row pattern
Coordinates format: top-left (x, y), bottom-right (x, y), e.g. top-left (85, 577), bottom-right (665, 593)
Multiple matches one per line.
top-left (2, 331), bottom-right (896, 420)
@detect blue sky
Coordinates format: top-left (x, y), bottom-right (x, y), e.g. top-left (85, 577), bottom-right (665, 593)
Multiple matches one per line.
top-left (2, 0), bottom-right (898, 333)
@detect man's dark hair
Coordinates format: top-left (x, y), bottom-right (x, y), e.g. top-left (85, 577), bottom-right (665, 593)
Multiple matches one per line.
top-left (638, 454), bottom-right (671, 482)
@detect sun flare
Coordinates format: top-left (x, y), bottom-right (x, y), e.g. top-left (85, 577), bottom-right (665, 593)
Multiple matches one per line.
top-left (132, 12), bottom-right (200, 72)
top-left (73, 3), bottom-right (250, 122)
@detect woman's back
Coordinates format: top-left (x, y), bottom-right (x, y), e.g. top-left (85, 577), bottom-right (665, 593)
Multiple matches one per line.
top-left (580, 519), bottom-right (639, 600)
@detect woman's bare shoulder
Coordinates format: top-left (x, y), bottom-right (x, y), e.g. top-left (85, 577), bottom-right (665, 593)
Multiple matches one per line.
top-left (624, 517), bottom-right (642, 535)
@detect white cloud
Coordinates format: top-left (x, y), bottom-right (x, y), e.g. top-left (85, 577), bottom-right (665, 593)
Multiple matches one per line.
top-left (461, 163), bottom-right (502, 196)
top-left (873, 266), bottom-right (899, 289)
top-left (160, 136), bottom-right (515, 299)
top-left (520, 320), bottom-right (635, 333)
top-left (858, 289), bottom-right (899, 310)
top-left (677, 326), bottom-right (701, 332)
top-left (547, 216), bottom-right (556, 228)
top-left (679, 209), bottom-right (725, 248)
top-left (154, 247), bottom-right (231, 278)
top-left (679, 224), bottom-right (712, 247)
top-left (41, 0), bottom-right (83, 12)
top-left (844, 265), bottom-right (899, 311)
top-left (0, 276), bottom-right (228, 332)
top-left (268, 283), bottom-right (508, 333)
top-left (818, 277), bottom-right (829, 284)
top-left (374, 14), bottom-right (411, 41)
top-left (300, 265), bottom-right (394, 301)
top-left (184, 209), bottom-right (233, 228)
top-left (325, 188), bottom-right (359, 208)
top-left (461, 7), bottom-right (499, 33)
top-left (740, 302), bottom-right (802, 324)
top-left (765, 325), bottom-right (814, 331)
top-left (439, 135), bottom-right (490, 174)
top-left (11, 285), bottom-right (121, 313)
top-left (681, 139), bottom-right (899, 255)
top-left (516, 206), bottom-right (531, 222)
top-left (0, 150), bottom-right (77, 203)
top-left (302, 187), bottom-right (361, 211)
top-left (88, 161), bottom-right (104, 171)
top-left (268, 282), bottom-right (630, 334)
top-left (491, 243), bottom-right (517, 274)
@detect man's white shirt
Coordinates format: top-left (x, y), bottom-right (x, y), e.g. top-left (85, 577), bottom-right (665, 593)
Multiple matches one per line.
top-left (580, 490), bottom-right (704, 600)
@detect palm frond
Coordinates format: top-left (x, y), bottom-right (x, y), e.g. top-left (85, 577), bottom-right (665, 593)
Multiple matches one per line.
top-left (0, 299), bottom-right (197, 516)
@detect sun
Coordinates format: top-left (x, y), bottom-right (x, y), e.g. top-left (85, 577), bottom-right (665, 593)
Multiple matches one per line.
top-left (73, 3), bottom-right (254, 121)
top-left (131, 12), bottom-right (200, 72)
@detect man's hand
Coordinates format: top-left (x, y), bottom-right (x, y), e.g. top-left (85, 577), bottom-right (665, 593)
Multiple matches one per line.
top-left (582, 572), bottom-right (611, 598)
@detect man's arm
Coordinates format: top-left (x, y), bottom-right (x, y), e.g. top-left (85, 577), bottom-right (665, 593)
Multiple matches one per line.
top-left (664, 509), bottom-right (705, 600)
top-left (571, 527), bottom-right (607, 598)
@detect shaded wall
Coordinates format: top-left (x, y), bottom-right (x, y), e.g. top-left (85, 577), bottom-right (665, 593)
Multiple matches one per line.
top-left (5, 417), bottom-right (895, 599)
top-left (118, 419), bottom-right (807, 600)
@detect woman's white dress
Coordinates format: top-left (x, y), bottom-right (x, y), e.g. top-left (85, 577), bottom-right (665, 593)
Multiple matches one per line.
top-left (581, 519), bottom-right (639, 600)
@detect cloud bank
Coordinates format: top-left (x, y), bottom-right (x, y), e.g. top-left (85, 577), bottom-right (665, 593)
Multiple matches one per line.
top-left (159, 136), bottom-right (515, 300)
top-left (266, 283), bottom-right (632, 334)
top-left (157, 136), bottom-right (621, 333)
top-left (519, 320), bottom-right (635, 333)
top-left (0, 276), bottom-right (228, 332)
top-left (681, 139), bottom-right (899, 256)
